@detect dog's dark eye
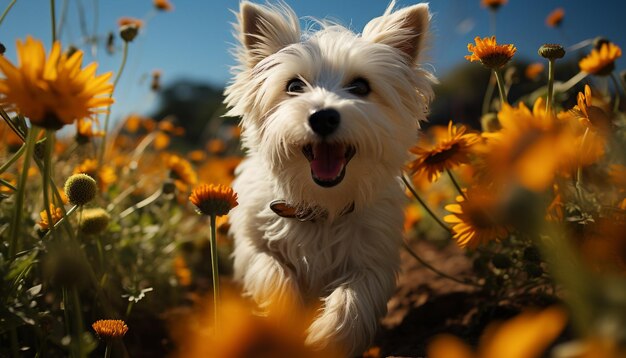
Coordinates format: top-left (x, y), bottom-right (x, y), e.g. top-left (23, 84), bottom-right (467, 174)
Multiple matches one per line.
top-left (346, 78), bottom-right (370, 97)
top-left (286, 78), bottom-right (306, 94)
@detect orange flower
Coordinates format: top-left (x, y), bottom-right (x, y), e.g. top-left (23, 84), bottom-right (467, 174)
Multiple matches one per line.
top-left (428, 307), bottom-right (567, 358)
top-left (118, 17), bottom-right (143, 29)
top-left (444, 189), bottom-right (509, 249)
top-left (73, 159), bottom-right (117, 191)
top-left (38, 204), bottom-right (63, 230)
top-left (466, 36), bottom-right (516, 69)
top-left (408, 121), bottom-right (480, 182)
top-left (92, 320), bottom-right (128, 340)
top-left (167, 154), bottom-right (198, 191)
top-left (0, 37), bottom-right (113, 129)
top-left (153, 0), bottom-right (174, 11)
top-left (76, 118), bottom-right (104, 142)
top-left (524, 62), bottom-right (544, 80)
top-left (545, 8), bottom-right (564, 27)
top-left (579, 42), bottom-right (622, 76)
top-left (481, 0), bottom-right (507, 11)
top-left (189, 183), bottom-right (238, 217)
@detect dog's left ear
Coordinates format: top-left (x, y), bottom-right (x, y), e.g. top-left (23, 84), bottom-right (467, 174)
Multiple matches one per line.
top-left (237, 1), bottom-right (301, 68)
top-left (362, 3), bottom-right (430, 63)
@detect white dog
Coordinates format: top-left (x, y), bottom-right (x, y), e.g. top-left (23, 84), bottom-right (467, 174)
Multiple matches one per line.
top-left (225, 1), bottom-right (434, 356)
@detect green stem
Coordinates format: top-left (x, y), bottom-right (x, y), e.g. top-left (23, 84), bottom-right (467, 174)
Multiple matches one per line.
top-left (609, 73), bottom-right (621, 113)
top-left (104, 342), bottom-right (112, 358)
top-left (62, 287), bottom-right (72, 347)
top-left (119, 187), bottom-right (162, 218)
top-left (9, 127), bottom-right (39, 258)
top-left (209, 214), bottom-right (220, 332)
top-left (482, 72), bottom-right (496, 115)
top-left (0, 108), bottom-right (25, 141)
top-left (493, 69), bottom-right (508, 106)
top-left (546, 59), bottom-right (555, 114)
top-left (0, 143), bottom-right (26, 175)
top-left (446, 169), bottom-right (467, 200)
top-left (50, 0), bottom-right (56, 42)
top-left (575, 127), bottom-right (590, 200)
top-left (402, 241), bottom-right (480, 287)
top-left (99, 41), bottom-right (129, 167)
top-left (42, 130), bottom-right (56, 240)
top-left (71, 286), bottom-right (84, 356)
top-left (0, 177), bottom-right (17, 191)
top-left (401, 174), bottom-right (450, 233)
top-left (125, 301), bottom-right (134, 318)
top-left (0, 0), bottom-right (17, 27)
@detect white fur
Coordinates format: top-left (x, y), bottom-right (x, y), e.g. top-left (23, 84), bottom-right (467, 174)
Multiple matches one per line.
top-left (225, 1), bottom-right (435, 356)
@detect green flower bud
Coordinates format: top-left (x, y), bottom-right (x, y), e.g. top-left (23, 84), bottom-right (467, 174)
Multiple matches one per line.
top-left (80, 208), bottom-right (110, 235)
top-left (64, 174), bottom-right (97, 206)
top-left (538, 44), bottom-right (565, 60)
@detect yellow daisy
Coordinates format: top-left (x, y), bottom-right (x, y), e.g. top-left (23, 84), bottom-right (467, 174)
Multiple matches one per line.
top-left (408, 121), bottom-right (480, 182)
top-left (466, 36), bottom-right (517, 70)
top-left (579, 42), bottom-right (622, 76)
top-left (0, 37), bottom-right (113, 129)
top-left (38, 204), bottom-right (63, 231)
top-left (444, 190), bottom-right (509, 249)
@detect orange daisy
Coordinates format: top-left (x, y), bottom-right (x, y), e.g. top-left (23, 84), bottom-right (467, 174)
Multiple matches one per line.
top-left (466, 36), bottom-right (516, 69)
top-left (189, 183), bottom-right (238, 217)
top-left (579, 42), bottom-right (622, 76)
top-left (545, 8), bottom-right (565, 28)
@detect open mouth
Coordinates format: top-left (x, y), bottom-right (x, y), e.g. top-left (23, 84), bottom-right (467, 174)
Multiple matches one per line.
top-left (302, 142), bottom-right (356, 188)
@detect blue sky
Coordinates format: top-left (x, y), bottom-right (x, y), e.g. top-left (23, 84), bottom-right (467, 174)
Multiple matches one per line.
top-left (1, 0), bottom-right (625, 121)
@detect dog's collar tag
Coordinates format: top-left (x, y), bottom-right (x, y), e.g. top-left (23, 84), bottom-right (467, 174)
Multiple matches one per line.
top-left (269, 200), bottom-right (354, 222)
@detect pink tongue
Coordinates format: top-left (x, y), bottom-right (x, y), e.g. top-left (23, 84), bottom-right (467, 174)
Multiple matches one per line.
top-left (310, 143), bottom-right (346, 180)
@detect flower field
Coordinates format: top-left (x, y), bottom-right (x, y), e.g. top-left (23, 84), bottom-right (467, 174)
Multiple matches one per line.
top-left (0, 0), bottom-right (625, 357)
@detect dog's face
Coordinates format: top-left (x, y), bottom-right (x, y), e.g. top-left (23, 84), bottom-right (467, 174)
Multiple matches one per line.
top-left (226, 2), bottom-right (434, 216)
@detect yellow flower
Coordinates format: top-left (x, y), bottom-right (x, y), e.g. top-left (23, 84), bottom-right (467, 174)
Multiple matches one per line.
top-left (92, 319), bottom-right (128, 340)
top-left (484, 99), bottom-right (579, 192)
top-left (579, 42), bottom-right (622, 76)
top-left (465, 36), bottom-right (516, 69)
top-left (167, 154), bottom-right (198, 192)
top-left (76, 118), bottom-right (104, 143)
top-left (444, 189), bottom-right (509, 249)
top-left (545, 8), bottom-right (564, 28)
top-left (481, 0), bottom-right (507, 11)
top-left (73, 159), bottom-right (117, 192)
top-left (189, 183), bottom-right (238, 217)
top-left (524, 62), bottom-right (544, 80)
top-left (38, 204), bottom-right (63, 230)
top-left (408, 121), bottom-right (480, 182)
top-left (428, 306), bottom-right (567, 358)
top-left (123, 114), bottom-right (143, 133)
top-left (570, 85), bottom-right (611, 132)
top-left (0, 37), bottom-right (113, 129)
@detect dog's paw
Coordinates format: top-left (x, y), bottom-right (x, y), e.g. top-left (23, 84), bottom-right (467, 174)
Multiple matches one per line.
top-left (305, 286), bottom-right (376, 357)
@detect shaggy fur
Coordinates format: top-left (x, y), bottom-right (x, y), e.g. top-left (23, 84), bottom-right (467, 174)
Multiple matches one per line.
top-left (225, 1), bottom-right (435, 356)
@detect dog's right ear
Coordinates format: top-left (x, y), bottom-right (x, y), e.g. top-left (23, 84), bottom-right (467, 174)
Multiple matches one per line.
top-left (237, 1), bottom-right (300, 68)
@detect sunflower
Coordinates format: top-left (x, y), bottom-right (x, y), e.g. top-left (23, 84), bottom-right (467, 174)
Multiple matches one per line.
top-left (579, 42), bottom-right (622, 76)
top-left (545, 8), bottom-right (564, 28)
top-left (408, 121), bottom-right (480, 182)
top-left (483, 99), bottom-right (580, 192)
top-left (465, 36), bottom-right (516, 70)
top-left (444, 190), bottom-right (509, 249)
top-left (189, 183), bottom-right (238, 217)
top-left (0, 37), bottom-right (113, 130)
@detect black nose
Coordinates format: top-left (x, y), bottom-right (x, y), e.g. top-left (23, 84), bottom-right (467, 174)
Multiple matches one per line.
top-left (308, 109), bottom-right (340, 136)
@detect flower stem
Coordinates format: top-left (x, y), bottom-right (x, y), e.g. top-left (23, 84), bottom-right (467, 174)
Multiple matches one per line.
top-left (50, 0), bottom-right (56, 42)
top-left (446, 169), bottom-right (467, 200)
top-left (209, 214), bottom-right (220, 332)
top-left (0, 178), bottom-right (17, 191)
top-left (42, 205), bottom-right (78, 239)
top-left (401, 174), bottom-right (450, 233)
top-left (0, 0), bottom-right (17, 27)
top-left (575, 127), bottom-right (590, 200)
top-left (493, 69), bottom-right (508, 106)
top-left (42, 130), bottom-right (56, 240)
top-left (546, 59), bottom-right (555, 114)
top-left (99, 41), bottom-right (129, 168)
top-left (71, 286), bottom-right (84, 356)
top-left (402, 240), bottom-right (480, 287)
top-left (9, 126), bottom-right (39, 258)
top-left (482, 72), bottom-right (496, 115)
top-left (104, 342), bottom-right (112, 358)
top-left (609, 73), bottom-right (621, 113)
top-left (0, 143), bottom-right (26, 175)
